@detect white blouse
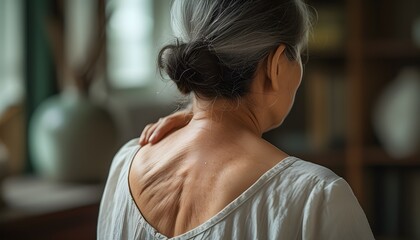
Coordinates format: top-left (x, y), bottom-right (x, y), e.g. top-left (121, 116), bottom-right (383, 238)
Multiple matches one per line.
top-left (98, 139), bottom-right (375, 240)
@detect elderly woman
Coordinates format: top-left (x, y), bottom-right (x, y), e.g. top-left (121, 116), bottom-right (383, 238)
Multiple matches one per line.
top-left (98, 0), bottom-right (374, 239)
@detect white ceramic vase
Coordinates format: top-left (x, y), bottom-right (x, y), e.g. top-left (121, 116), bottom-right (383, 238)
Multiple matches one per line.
top-left (373, 68), bottom-right (420, 158)
top-left (29, 90), bottom-right (118, 182)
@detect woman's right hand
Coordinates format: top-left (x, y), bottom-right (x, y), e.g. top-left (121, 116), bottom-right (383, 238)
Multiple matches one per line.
top-left (139, 108), bottom-right (193, 146)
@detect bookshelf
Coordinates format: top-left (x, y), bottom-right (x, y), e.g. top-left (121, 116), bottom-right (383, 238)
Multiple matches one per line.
top-left (265, 0), bottom-right (420, 239)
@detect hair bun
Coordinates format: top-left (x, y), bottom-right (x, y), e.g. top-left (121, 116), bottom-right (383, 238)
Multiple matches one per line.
top-left (158, 40), bottom-right (224, 97)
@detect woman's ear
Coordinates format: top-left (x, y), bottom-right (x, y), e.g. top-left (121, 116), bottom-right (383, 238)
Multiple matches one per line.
top-left (266, 45), bottom-right (286, 91)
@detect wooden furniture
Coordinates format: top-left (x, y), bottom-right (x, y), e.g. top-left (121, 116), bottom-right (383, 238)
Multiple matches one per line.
top-left (347, 1), bottom-right (420, 239)
top-left (0, 176), bottom-right (102, 240)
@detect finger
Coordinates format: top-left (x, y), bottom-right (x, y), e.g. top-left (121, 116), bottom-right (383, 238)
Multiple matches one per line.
top-left (149, 118), bottom-right (176, 144)
top-left (142, 117), bottom-right (165, 145)
top-left (149, 113), bottom-right (191, 144)
top-left (139, 124), bottom-right (155, 146)
top-left (139, 124), bottom-right (151, 145)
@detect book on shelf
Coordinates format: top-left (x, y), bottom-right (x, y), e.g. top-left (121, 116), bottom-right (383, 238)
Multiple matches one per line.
top-left (373, 169), bottom-right (402, 237)
top-left (403, 171), bottom-right (420, 239)
top-left (308, 4), bottom-right (346, 53)
top-left (305, 67), bottom-right (347, 152)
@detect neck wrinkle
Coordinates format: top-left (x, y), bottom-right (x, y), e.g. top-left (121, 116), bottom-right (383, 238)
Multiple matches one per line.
top-left (191, 97), bottom-right (264, 137)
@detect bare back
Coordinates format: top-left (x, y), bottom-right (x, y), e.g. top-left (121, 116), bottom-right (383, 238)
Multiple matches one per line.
top-left (128, 123), bottom-right (288, 238)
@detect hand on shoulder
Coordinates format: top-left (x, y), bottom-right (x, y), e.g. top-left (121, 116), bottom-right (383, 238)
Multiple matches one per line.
top-left (139, 106), bottom-right (193, 146)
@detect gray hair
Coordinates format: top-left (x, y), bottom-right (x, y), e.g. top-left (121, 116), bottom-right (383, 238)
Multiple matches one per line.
top-left (158, 0), bottom-right (313, 99)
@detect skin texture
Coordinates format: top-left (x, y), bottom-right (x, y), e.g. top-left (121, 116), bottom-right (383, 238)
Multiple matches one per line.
top-left (130, 45), bottom-right (303, 237)
top-left (139, 109), bottom-right (193, 146)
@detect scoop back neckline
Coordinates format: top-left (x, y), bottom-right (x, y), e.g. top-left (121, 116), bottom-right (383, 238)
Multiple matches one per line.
top-left (126, 144), bottom-right (298, 239)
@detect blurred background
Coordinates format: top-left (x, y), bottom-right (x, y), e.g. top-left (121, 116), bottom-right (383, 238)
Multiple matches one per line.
top-left (0, 0), bottom-right (419, 239)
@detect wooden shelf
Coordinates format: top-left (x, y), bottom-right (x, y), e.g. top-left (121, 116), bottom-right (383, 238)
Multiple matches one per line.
top-left (309, 49), bottom-right (347, 61)
top-left (365, 40), bottom-right (420, 59)
top-left (364, 148), bottom-right (420, 167)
